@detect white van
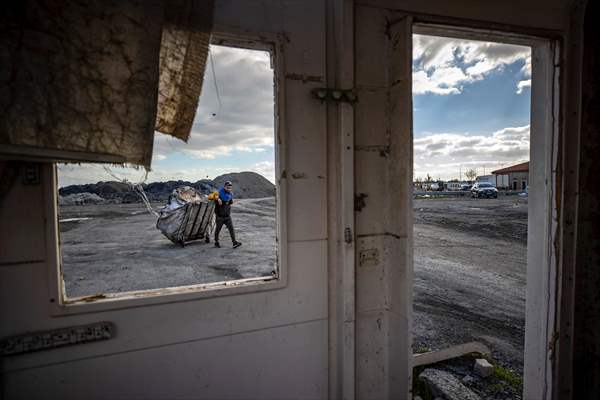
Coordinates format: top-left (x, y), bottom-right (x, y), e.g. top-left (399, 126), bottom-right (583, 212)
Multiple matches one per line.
top-left (447, 182), bottom-right (462, 191)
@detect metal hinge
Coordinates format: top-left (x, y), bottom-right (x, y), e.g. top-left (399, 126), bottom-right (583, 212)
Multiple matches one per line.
top-left (312, 88), bottom-right (358, 104)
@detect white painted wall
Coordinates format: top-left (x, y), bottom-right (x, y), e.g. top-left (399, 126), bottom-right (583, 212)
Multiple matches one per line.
top-left (0, 1), bottom-right (330, 399)
top-left (354, 7), bottom-right (414, 398)
top-left (0, 1), bottom-right (577, 399)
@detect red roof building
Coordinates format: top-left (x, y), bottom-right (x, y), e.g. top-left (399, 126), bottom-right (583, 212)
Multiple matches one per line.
top-left (491, 161), bottom-right (529, 174)
top-left (492, 161), bottom-right (529, 190)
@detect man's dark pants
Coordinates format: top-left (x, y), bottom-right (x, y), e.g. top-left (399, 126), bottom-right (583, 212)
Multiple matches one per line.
top-left (215, 216), bottom-right (236, 243)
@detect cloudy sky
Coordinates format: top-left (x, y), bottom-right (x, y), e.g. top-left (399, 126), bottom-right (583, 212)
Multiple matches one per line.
top-left (58, 35), bottom-right (531, 187)
top-left (58, 44), bottom-right (276, 187)
top-left (413, 34), bottom-right (531, 180)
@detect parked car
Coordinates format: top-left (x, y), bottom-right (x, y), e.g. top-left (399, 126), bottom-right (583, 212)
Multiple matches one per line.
top-left (460, 182), bottom-right (471, 191)
top-left (428, 182), bottom-right (440, 191)
top-left (471, 182), bottom-right (498, 198)
top-left (447, 182), bottom-right (462, 191)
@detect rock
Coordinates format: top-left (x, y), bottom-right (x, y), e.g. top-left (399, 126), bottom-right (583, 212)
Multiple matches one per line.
top-left (413, 396), bottom-right (423, 400)
top-left (474, 358), bottom-right (494, 377)
top-left (419, 368), bottom-right (481, 400)
top-left (462, 375), bottom-right (475, 384)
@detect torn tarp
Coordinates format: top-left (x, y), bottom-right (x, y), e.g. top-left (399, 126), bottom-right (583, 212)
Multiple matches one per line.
top-left (0, 0), bottom-right (214, 168)
top-left (155, 0), bottom-right (214, 143)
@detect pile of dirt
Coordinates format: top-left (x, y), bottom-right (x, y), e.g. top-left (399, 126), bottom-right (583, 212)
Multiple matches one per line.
top-left (213, 172), bottom-right (275, 199)
top-left (59, 192), bottom-right (105, 206)
top-left (60, 181), bottom-right (130, 196)
top-left (58, 172), bottom-right (274, 204)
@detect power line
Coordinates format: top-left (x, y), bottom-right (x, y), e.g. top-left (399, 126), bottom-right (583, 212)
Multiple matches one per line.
top-left (209, 47), bottom-right (222, 117)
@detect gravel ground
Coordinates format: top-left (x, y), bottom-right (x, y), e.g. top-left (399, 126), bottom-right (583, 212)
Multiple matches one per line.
top-left (413, 196), bottom-right (528, 385)
top-left (59, 198), bottom-right (277, 298)
top-left (60, 194), bottom-right (528, 391)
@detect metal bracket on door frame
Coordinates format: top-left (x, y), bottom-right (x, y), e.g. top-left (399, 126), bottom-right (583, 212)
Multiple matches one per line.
top-left (311, 88), bottom-right (358, 104)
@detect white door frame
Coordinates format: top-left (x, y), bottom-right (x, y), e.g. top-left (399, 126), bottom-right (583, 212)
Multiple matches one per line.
top-left (412, 23), bottom-right (560, 400)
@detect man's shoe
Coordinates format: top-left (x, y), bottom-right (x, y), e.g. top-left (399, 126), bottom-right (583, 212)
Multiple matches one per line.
top-left (214, 241), bottom-right (221, 248)
top-left (233, 241), bottom-right (242, 249)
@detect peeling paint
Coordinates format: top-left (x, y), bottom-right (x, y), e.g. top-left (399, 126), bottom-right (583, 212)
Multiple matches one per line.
top-left (80, 293), bottom-right (107, 302)
top-left (64, 275), bottom-right (278, 305)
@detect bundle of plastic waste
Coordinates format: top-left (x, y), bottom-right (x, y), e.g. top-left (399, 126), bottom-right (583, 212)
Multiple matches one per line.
top-left (156, 186), bottom-right (214, 246)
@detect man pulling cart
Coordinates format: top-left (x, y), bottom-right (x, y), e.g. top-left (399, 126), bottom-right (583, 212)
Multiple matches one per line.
top-left (211, 181), bottom-right (242, 249)
top-left (155, 182), bottom-right (242, 249)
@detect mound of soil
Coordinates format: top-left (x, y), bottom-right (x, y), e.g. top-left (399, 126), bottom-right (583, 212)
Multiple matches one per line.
top-left (58, 172), bottom-right (274, 203)
top-left (60, 181), bottom-right (130, 196)
top-left (59, 192), bottom-right (106, 206)
top-left (213, 171), bottom-right (275, 199)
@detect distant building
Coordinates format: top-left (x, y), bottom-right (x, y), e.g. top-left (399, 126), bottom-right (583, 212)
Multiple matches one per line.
top-left (492, 161), bottom-right (529, 190)
top-left (478, 173), bottom-right (509, 188)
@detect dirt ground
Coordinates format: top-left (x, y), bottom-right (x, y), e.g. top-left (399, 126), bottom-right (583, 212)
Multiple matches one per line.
top-left (413, 195), bottom-right (528, 376)
top-left (60, 194), bottom-right (527, 377)
top-left (59, 197), bottom-right (277, 298)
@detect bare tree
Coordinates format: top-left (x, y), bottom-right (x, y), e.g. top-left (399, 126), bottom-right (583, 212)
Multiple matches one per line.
top-left (415, 177), bottom-right (422, 189)
top-left (464, 168), bottom-right (478, 181)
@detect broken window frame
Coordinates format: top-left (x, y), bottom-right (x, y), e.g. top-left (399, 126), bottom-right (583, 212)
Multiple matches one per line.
top-left (45, 31), bottom-right (288, 315)
top-left (411, 23), bottom-right (560, 400)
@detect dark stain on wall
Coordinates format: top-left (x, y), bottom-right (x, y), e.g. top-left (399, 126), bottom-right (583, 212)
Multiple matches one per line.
top-left (573, 1), bottom-right (600, 398)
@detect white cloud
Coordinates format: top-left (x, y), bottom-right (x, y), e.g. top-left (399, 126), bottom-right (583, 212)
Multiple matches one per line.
top-left (151, 44), bottom-right (275, 160)
top-left (249, 161), bottom-right (275, 182)
top-left (516, 79), bottom-right (531, 94)
top-left (413, 125), bottom-right (530, 180)
top-left (413, 36), bottom-right (457, 70)
top-left (58, 44), bottom-right (276, 187)
top-left (413, 67), bottom-right (466, 95)
top-left (413, 34), bottom-right (531, 95)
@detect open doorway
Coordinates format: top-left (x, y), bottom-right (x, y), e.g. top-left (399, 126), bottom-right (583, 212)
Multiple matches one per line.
top-left (410, 27), bottom-right (557, 399)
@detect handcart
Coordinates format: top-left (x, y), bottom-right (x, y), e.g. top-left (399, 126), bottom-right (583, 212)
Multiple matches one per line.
top-left (156, 186), bottom-right (215, 246)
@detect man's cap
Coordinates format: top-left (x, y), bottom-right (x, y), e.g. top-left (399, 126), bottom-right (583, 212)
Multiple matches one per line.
top-left (224, 181), bottom-right (232, 187)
